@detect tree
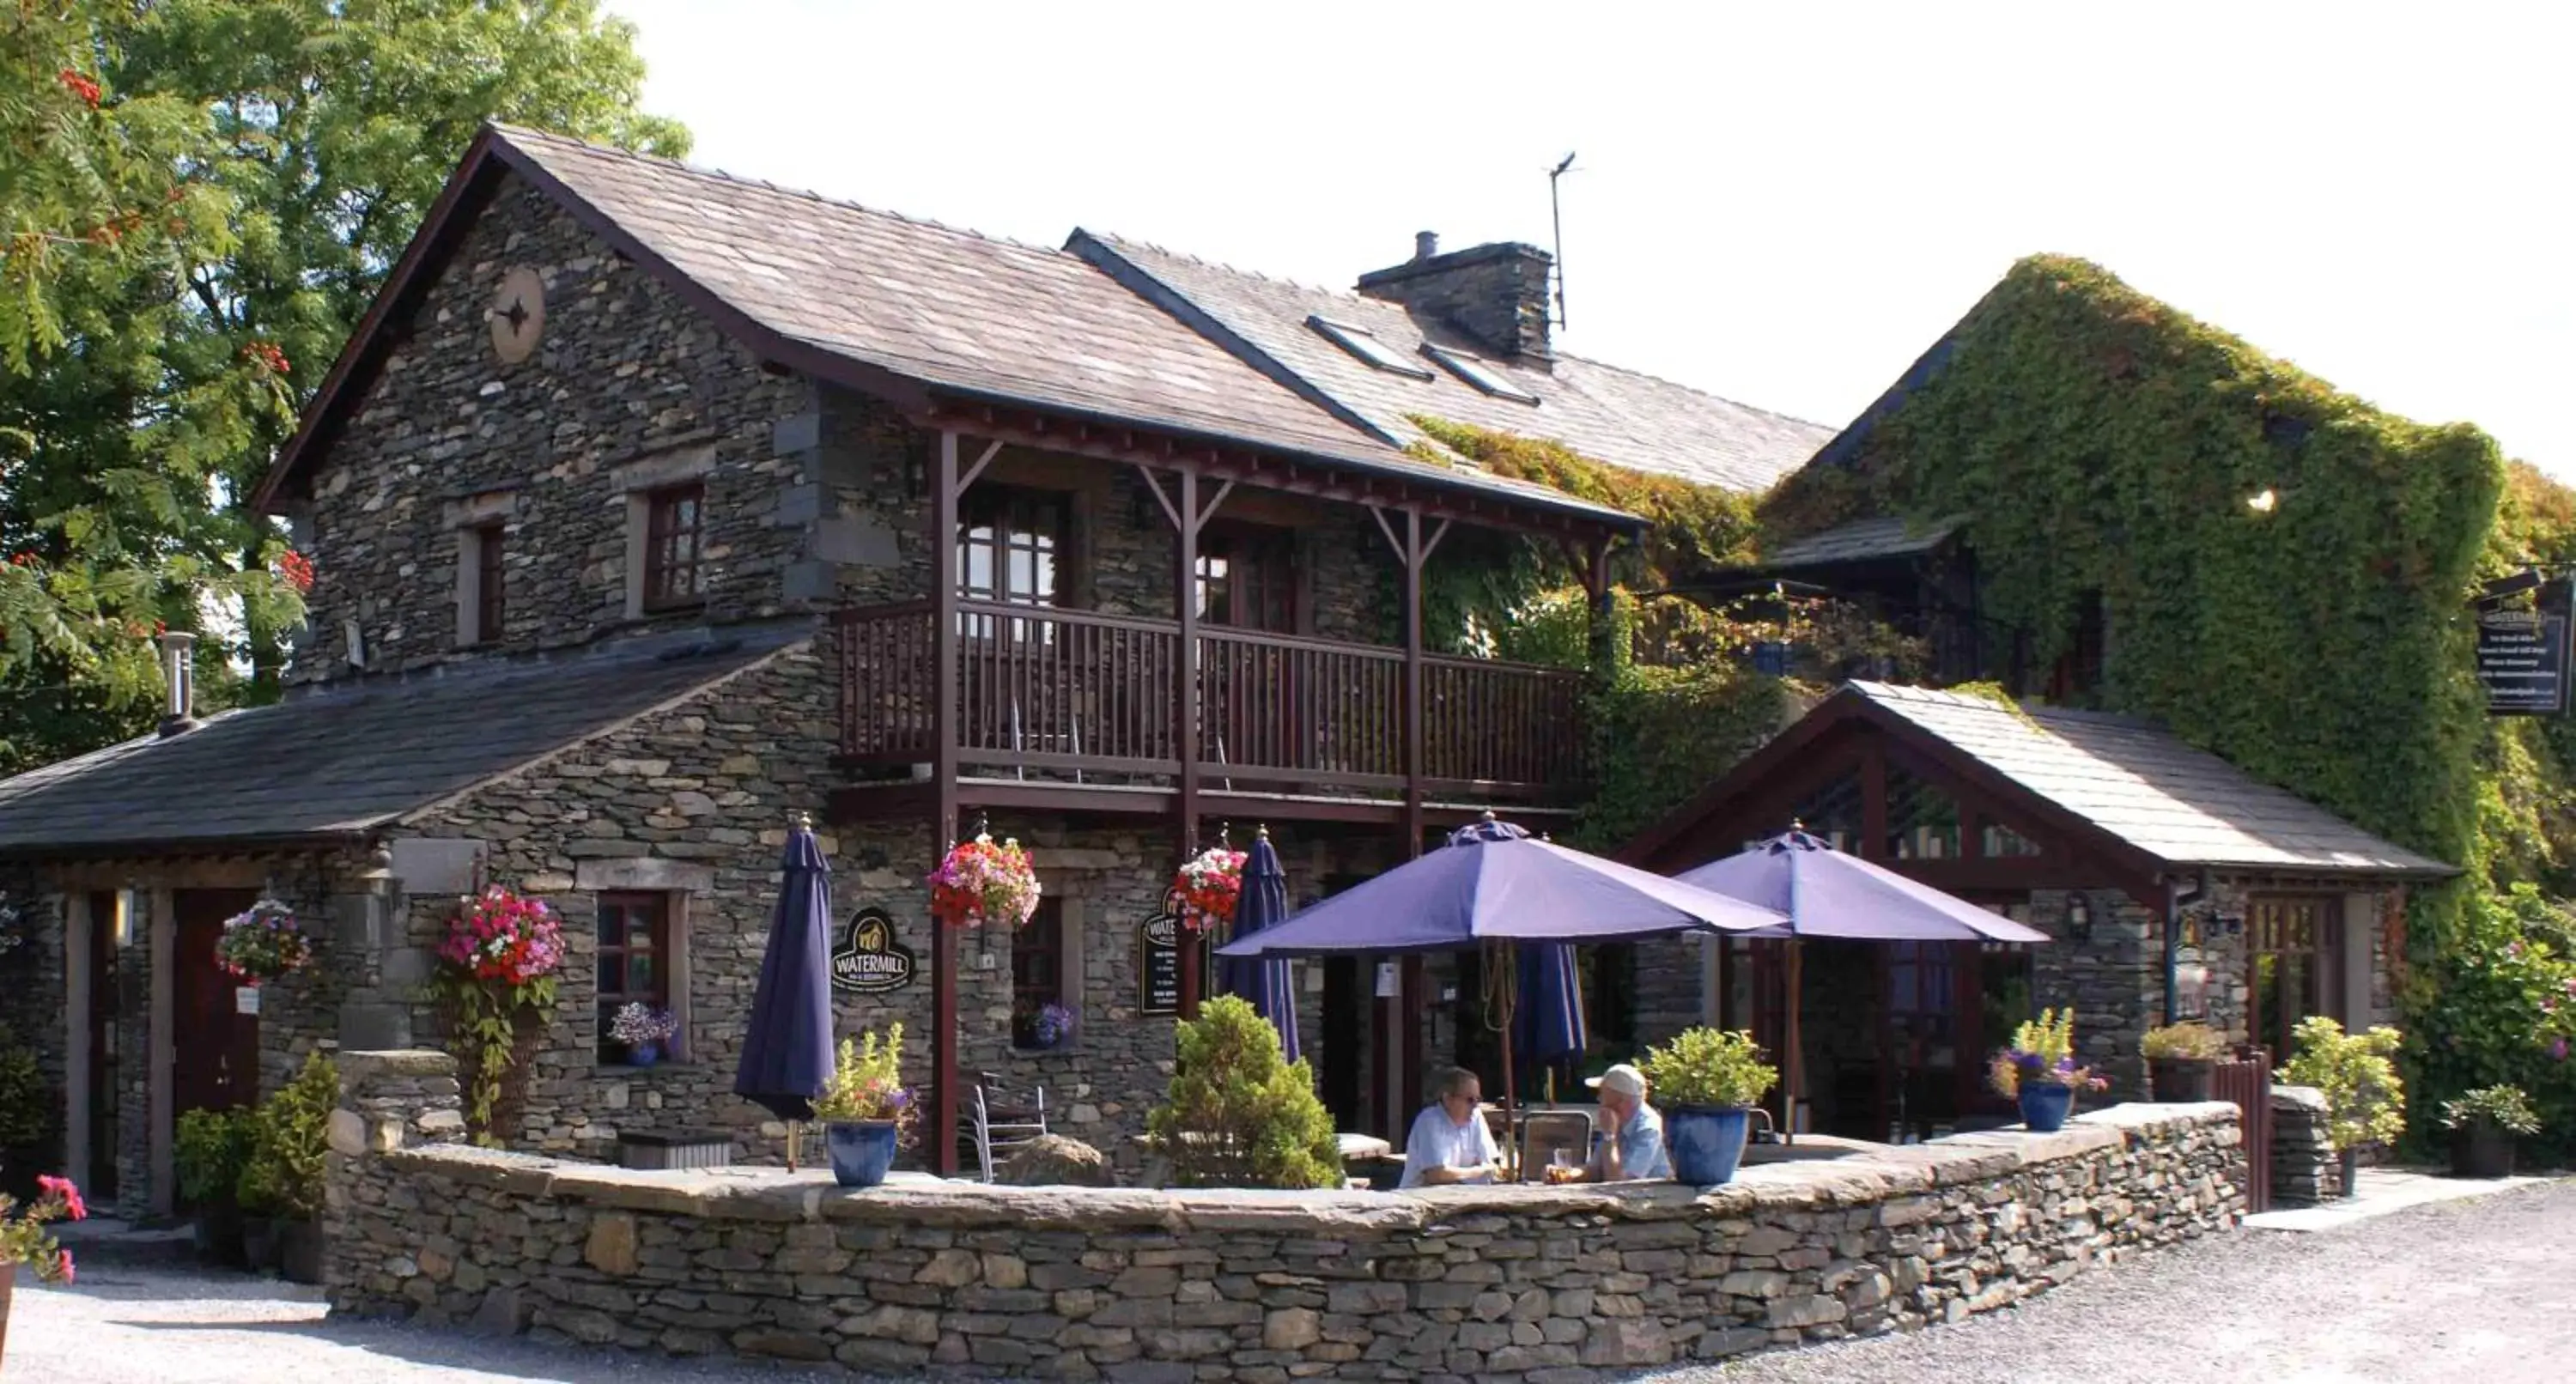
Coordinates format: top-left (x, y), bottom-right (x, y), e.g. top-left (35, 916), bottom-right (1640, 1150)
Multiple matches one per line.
top-left (0, 2), bottom-right (683, 766)
top-left (1145, 996), bottom-right (1341, 1189)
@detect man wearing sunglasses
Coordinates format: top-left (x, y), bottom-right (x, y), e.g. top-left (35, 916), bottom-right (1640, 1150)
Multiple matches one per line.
top-left (1398, 1066), bottom-right (1503, 1187)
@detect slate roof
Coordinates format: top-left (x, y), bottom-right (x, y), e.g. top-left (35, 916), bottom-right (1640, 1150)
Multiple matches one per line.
top-left (1762, 516), bottom-right (1963, 570)
top-left (1072, 233), bottom-right (1838, 494)
top-left (1848, 683), bottom-right (2456, 877)
top-left (0, 622), bottom-right (807, 853)
top-left (472, 129), bottom-right (1632, 527)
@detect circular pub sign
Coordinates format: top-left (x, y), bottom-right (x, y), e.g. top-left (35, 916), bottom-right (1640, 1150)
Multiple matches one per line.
top-left (829, 907), bottom-right (919, 994)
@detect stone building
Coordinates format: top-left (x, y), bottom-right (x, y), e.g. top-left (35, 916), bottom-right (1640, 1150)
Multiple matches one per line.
top-left (1619, 682), bottom-right (2452, 1141)
top-left (1, 124), bottom-right (1832, 1212)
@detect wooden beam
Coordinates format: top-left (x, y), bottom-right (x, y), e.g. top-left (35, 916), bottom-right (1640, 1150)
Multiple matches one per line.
top-left (1199, 478), bottom-right (1236, 527)
top-left (1397, 505), bottom-right (1430, 1136)
top-left (929, 429), bottom-right (963, 1176)
top-left (957, 437), bottom-right (1004, 495)
top-left (1176, 466), bottom-right (1204, 1020)
top-left (1133, 464), bottom-right (1183, 531)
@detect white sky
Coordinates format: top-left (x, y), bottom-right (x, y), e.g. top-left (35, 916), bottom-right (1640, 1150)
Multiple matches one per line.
top-left (603, 1), bottom-right (2573, 477)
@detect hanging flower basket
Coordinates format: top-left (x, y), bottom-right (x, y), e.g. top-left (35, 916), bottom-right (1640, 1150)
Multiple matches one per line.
top-left (429, 887), bottom-right (566, 1143)
top-left (927, 833), bottom-right (1041, 929)
top-left (1173, 846), bottom-right (1246, 934)
top-left (437, 887), bottom-right (566, 987)
top-left (213, 901), bottom-right (311, 983)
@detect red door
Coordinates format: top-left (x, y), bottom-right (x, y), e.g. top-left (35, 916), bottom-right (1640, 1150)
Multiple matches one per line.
top-left (173, 889), bottom-right (262, 1122)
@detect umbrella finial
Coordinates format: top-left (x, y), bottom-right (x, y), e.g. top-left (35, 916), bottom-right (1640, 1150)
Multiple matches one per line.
top-left (1481, 809), bottom-right (1499, 823)
top-left (1255, 823), bottom-right (1270, 841)
top-left (972, 811), bottom-right (990, 841)
top-left (790, 809), bottom-right (812, 831)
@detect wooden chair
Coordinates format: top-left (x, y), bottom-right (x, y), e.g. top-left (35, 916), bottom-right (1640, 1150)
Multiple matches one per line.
top-left (967, 1071), bottom-right (1049, 1182)
top-left (1516, 1111), bottom-right (1593, 1183)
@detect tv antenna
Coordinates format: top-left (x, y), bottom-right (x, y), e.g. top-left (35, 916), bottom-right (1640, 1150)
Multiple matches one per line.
top-left (1547, 152), bottom-right (1578, 331)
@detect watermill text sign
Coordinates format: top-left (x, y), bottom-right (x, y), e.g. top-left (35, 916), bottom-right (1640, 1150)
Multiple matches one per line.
top-left (829, 907), bottom-right (918, 993)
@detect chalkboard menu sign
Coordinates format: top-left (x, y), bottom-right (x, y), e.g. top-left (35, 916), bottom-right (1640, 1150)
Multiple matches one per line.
top-left (2478, 584), bottom-right (2572, 716)
top-left (1138, 889), bottom-right (1196, 1017)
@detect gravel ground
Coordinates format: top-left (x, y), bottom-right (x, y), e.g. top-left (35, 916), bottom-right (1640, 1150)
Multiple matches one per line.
top-left (7, 1183), bottom-right (2571, 1383)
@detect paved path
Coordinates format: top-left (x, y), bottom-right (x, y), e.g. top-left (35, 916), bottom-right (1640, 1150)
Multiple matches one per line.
top-left (8, 1182), bottom-right (2573, 1382)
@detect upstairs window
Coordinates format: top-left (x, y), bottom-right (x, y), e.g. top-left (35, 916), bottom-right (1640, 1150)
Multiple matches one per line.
top-left (1307, 315), bottom-right (1433, 379)
top-left (643, 483), bottom-right (705, 611)
top-left (1422, 343), bottom-right (1540, 404)
top-left (1196, 524), bottom-right (1296, 633)
top-left (958, 489), bottom-right (1066, 642)
top-left (472, 522), bottom-right (507, 643)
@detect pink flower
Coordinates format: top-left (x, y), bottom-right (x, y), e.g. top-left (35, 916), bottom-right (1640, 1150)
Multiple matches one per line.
top-left (36, 1175), bottom-right (87, 1221)
top-left (58, 1249), bottom-right (75, 1284)
top-left (2555, 1036), bottom-right (2570, 1062)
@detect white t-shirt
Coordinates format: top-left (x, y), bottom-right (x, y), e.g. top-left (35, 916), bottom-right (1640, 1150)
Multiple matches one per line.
top-left (1399, 1102), bottom-right (1501, 1188)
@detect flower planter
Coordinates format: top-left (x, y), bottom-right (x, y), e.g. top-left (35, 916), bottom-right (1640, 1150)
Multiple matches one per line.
top-left (2017, 1083), bottom-right (2075, 1132)
top-left (2337, 1147), bottom-right (2363, 1199)
top-left (1665, 1105), bottom-right (1753, 1187)
top-left (2148, 1057), bottom-right (2214, 1103)
top-left (825, 1120), bottom-right (900, 1188)
top-left (626, 1041), bottom-right (661, 1068)
top-left (191, 1205), bottom-right (246, 1267)
top-left (241, 1215), bottom-right (282, 1273)
top-left (277, 1219), bottom-right (325, 1285)
top-left (2450, 1121), bottom-right (2517, 1180)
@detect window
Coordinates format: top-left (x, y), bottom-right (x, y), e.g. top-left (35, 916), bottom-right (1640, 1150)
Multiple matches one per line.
top-left (1196, 524), bottom-right (1296, 632)
top-left (643, 483), bottom-right (705, 611)
top-left (596, 893), bottom-right (671, 1063)
top-left (472, 523), bottom-right (507, 643)
top-left (958, 489), bottom-right (1066, 640)
top-left (1422, 343), bottom-right (1540, 403)
top-left (1011, 897), bottom-right (1066, 1049)
top-left (1306, 315), bottom-right (1434, 379)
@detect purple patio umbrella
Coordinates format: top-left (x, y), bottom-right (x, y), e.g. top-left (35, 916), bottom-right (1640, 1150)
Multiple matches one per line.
top-left (1219, 826), bottom-right (1300, 1065)
top-left (734, 810), bottom-right (838, 1169)
top-left (1674, 828), bottom-right (2049, 1142)
top-left (1222, 814), bottom-right (1783, 1153)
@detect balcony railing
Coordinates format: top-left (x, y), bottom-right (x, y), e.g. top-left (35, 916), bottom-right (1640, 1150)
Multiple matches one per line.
top-left (835, 600), bottom-right (1587, 802)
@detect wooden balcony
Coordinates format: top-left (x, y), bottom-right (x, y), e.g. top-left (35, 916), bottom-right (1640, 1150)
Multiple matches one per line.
top-left (835, 600), bottom-right (1588, 814)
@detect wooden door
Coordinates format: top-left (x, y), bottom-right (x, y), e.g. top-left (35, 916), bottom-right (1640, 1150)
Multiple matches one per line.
top-left (173, 889), bottom-right (261, 1120)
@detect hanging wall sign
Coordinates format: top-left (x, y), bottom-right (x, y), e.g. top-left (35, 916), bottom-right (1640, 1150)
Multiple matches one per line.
top-left (829, 907), bottom-right (919, 994)
top-left (1139, 889), bottom-right (1188, 1017)
top-left (2476, 580), bottom-right (2572, 715)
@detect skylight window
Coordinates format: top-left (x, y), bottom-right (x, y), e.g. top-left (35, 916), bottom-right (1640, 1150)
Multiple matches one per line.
top-left (1307, 316), bottom-right (1433, 379)
top-left (1422, 344), bottom-right (1540, 404)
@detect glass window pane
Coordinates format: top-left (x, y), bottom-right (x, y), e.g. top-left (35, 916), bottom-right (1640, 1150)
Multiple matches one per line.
top-left (628, 914), bottom-right (654, 949)
top-left (598, 953), bottom-right (619, 992)
top-left (629, 954), bottom-right (656, 992)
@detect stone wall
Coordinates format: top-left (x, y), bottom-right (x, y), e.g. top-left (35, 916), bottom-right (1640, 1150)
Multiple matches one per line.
top-left (2026, 889), bottom-right (2157, 1100)
top-left (2269, 1084), bottom-right (2340, 1205)
top-left (288, 172), bottom-right (815, 686)
top-left (328, 1051), bottom-right (2243, 1381)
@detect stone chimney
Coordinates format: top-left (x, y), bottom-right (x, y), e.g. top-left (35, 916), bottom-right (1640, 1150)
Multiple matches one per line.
top-left (157, 629), bottom-right (197, 738)
top-left (1357, 234), bottom-right (1554, 360)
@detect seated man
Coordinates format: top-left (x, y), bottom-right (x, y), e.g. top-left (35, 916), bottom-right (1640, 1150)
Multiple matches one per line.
top-left (1398, 1066), bottom-right (1502, 1187)
top-left (1583, 1063), bottom-right (1671, 1181)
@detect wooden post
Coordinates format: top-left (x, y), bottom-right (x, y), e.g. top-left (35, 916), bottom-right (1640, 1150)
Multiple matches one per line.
top-left (929, 429), bottom-right (963, 1176)
top-left (1397, 507), bottom-right (1438, 1132)
top-left (1176, 467), bottom-right (1202, 1019)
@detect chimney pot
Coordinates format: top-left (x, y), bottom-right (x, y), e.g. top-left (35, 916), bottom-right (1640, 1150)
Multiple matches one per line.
top-left (1414, 231), bottom-right (1439, 262)
top-left (157, 629), bottom-right (197, 738)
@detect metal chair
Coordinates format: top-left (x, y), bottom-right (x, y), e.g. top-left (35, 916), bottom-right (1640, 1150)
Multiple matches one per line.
top-left (968, 1071), bottom-right (1049, 1182)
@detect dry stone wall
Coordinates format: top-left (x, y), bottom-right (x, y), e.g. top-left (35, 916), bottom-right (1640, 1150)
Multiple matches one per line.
top-left (328, 1050), bottom-right (2243, 1381)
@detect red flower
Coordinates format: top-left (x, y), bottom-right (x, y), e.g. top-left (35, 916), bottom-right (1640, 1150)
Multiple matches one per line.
top-left (276, 549), bottom-right (314, 594)
top-left (37, 1175), bottom-right (88, 1221)
top-left (240, 342), bottom-right (290, 375)
top-left (58, 70), bottom-right (101, 108)
top-left (58, 1249), bottom-right (76, 1284)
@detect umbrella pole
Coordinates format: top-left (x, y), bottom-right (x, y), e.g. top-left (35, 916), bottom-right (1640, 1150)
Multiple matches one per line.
top-left (1785, 939), bottom-right (1802, 1149)
top-left (787, 1120), bottom-right (800, 1173)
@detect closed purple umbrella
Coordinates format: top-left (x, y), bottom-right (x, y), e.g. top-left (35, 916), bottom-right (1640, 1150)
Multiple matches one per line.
top-left (1674, 829), bottom-right (2049, 1142)
top-left (735, 812), bottom-right (838, 1169)
top-left (1220, 827), bottom-right (1299, 1064)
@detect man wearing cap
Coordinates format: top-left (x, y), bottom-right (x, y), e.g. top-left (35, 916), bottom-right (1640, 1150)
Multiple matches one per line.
top-left (1583, 1063), bottom-right (1670, 1181)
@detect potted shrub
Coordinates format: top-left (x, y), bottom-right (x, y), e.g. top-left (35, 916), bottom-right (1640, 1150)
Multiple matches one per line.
top-left (813, 1023), bottom-right (913, 1188)
top-left (1987, 1009), bottom-right (2108, 1132)
top-left (1145, 996), bottom-right (1340, 1189)
top-left (2277, 1016), bottom-right (2404, 1198)
top-left (1015, 1000), bottom-right (1077, 1052)
top-left (608, 1003), bottom-right (678, 1066)
top-left (238, 1053), bottom-right (337, 1284)
top-left (1637, 1028), bottom-right (1778, 1187)
top-left (2439, 1084), bottom-right (2538, 1180)
top-left (175, 1107), bottom-right (255, 1266)
top-left (1, 1175), bottom-right (86, 1366)
top-left (2142, 1021), bottom-right (2225, 1102)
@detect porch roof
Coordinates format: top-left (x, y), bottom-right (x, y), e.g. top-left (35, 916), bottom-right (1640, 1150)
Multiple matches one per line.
top-left (0, 622), bottom-right (805, 855)
top-left (1625, 681), bottom-right (2457, 881)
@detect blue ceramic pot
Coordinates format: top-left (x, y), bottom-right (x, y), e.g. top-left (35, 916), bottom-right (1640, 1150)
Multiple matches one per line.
top-left (2019, 1083), bottom-right (2075, 1132)
top-left (627, 1041), bottom-right (661, 1068)
top-left (1665, 1105), bottom-right (1753, 1187)
top-left (825, 1120), bottom-right (900, 1188)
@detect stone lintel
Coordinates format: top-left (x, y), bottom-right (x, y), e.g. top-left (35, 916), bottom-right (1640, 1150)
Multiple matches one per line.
top-left (573, 857), bottom-right (717, 894)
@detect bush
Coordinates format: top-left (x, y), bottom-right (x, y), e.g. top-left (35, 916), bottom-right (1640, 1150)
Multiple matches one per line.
top-left (176, 1107), bottom-right (255, 1208)
top-left (0, 1022), bottom-right (56, 1199)
top-left (239, 1053), bottom-right (337, 1221)
top-left (1638, 1028), bottom-right (1777, 1109)
top-left (1145, 996), bottom-right (1340, 1190)
top-left (2439, 1084), bottom-right (2541, 1136)
top-left (2279, 1017), bottom-right (2406, 1151)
